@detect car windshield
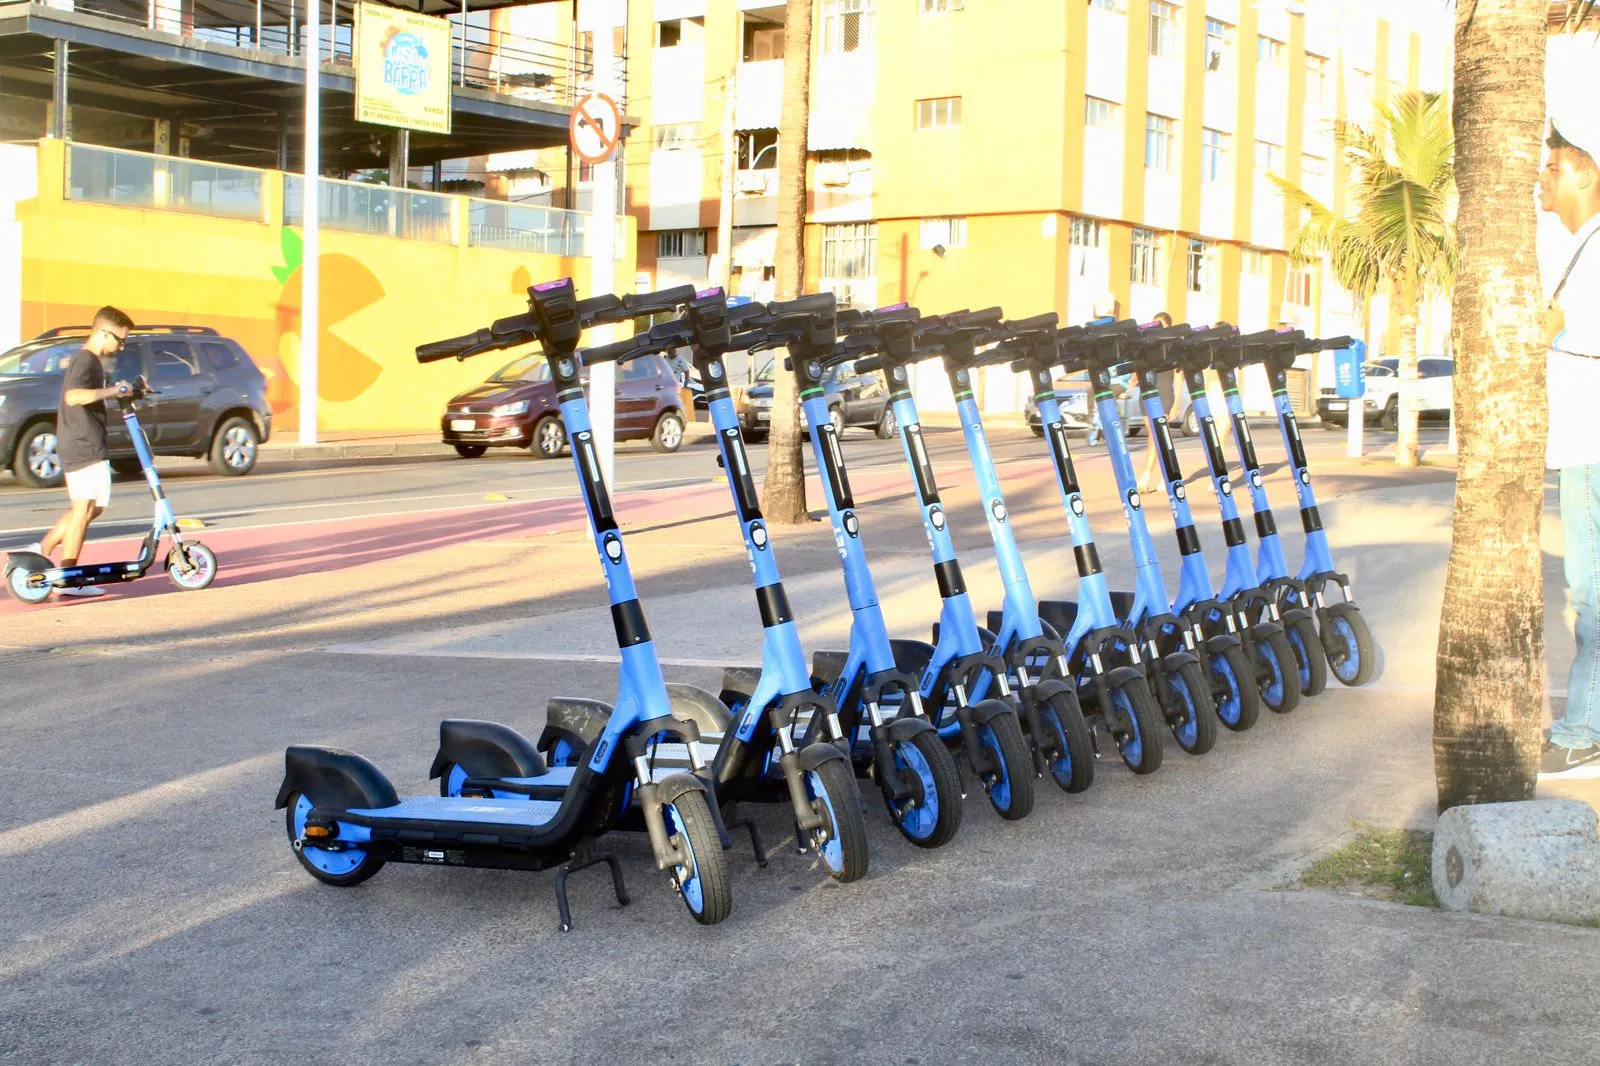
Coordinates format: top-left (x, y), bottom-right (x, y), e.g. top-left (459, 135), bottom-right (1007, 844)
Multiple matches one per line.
top-left (489, 351), bottom-right (552, 383)
top-left (0, 341), bottom-right (80, 376)
top-left (754, 360), bottom-right (775, 383)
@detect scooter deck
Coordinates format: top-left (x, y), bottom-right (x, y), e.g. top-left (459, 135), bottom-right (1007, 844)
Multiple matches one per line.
top-left (346, 795), bottom-right (564, 828)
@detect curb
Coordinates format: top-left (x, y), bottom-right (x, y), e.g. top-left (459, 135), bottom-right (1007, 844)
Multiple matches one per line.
top-left (262, 441), bottom-right (453, 460)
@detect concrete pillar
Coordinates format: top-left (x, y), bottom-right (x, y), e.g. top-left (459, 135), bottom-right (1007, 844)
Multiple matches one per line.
top-left (276, 118), bottom-right (290, 171)
top-left (387, 128), bottom-right (409, 187)
top-left (50, 41), bottom-right (68, 140)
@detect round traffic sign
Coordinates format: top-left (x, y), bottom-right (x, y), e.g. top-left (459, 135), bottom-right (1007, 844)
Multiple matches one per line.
top-left (569, 92), bottom-right (621, 164)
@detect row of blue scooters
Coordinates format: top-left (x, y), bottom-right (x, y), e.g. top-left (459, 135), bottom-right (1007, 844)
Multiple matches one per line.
top-left (275, 280), bottom-right (1379, 929)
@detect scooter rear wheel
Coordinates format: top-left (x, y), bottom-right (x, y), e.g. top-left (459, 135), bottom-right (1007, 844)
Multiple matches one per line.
top-left (665, 792), bottom-right (732, 925)
top-left (1210, 645), bottom-right (1260, 732)
top-left (285, 792), bottom-right (384, 887)
top-left (1258, 629), bottom-right (1301, 714)
top-left (166, 542), bottom-right (218, 591)
top-left (1286, 616), bottom-right (1329, 697)
top-left (1325, 609), bottom-right (1377, 687)
top-left (805, 759), bottom-right (869, 882)
top-left (1111, 677), bottom-right (1164, 774)
top-left (881, 731), bottom-right (962, 848)
top-left (1037, 690), bottom-right (1095, 794)
top-left (1163, 660), bottom-right (1217, 756)
top-left (973, 710), bottom-right (1035, 821)
top-left (5, 563), bottom-right (51, 605)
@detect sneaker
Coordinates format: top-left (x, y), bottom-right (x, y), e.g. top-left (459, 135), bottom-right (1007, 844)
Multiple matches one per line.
top-left (16, 542), bottom-right (42, 555)
top-left (56, 586), bottom-right (106, 598)
top-left (1537, 740), bottom-right (1600, 778)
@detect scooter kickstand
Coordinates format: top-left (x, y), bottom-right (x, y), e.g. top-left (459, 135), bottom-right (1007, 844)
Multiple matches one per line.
top-left (724, 811), bottom-right (769, 868)
top-left (553, 849), bottom-right (630, 932)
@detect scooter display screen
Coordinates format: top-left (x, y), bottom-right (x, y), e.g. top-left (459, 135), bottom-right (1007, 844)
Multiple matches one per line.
top-left (819, 426), bottom-right (855, 510)
top-left (573, 431), bottom-right (618, 534)
top-left (903, 424), bottom-right (942, 505)
top-left (1046, 421), bottom-right (1080, 495)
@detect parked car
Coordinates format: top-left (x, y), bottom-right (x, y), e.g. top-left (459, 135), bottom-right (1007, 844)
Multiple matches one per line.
top-left (0, 324), bottom-right (272, 488)
top-left (1024, 372), bottom-right (1145, 438)
top-left (441, 348), bottom-right (686, 459)
top-left (736, 359), bottom-right (897, 440)
top-left (1317, 357), bottom-right (1454, 430)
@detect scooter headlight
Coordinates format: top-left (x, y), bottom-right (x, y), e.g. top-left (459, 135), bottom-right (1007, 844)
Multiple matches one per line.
top-left (490, 400), bottom-right (530, 417)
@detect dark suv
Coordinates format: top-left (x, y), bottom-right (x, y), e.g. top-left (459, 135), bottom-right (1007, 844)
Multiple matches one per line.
top-left (0, 325), bottom-right (272, 488)
top-left (441, 349), bottom-right (687, 459)
top-left (736, 359), bottom-right (896, 440)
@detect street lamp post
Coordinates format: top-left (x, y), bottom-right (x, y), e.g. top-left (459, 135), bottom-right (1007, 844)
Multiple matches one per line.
top-left (299, 0), bottom-right (321, 445)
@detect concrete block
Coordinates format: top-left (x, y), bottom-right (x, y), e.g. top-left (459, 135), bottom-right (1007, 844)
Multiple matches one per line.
top-left (1433, 799), bottom-right (1600, 923)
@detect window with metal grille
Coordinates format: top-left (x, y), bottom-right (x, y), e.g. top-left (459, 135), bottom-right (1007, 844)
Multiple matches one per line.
top-left (916, 97), bottom-right (961, 130)
top-left (1085, 96), bottom-right (1118, 129)
top-left (822, 0), bottom-right (873, 53)
top-left (1145, 113), bottom-right (1175, 171)
top-left (1186, 239), bottom-right (1216, 293)
top-left (821, 222), bottom-right (877, 279)
top-left (1070, 217), bottom-right (1103, 247)
top-left (1257, 35), bottom-right (1283, 67)
top-left (1201, 128), bottom-right (1227, 182)
top-left (653, 122), bottom-right (698, 150)
top-left (1131, 228), bottom-right (1160, 285)
top-left (1149, 0), bottom-right (1177, 57)
top-left (1205, 18), bottom-right (1231, 72)
top-left (920, 217), bottom-right (966, 249)
top-left (658, 229), bottom-right (708, 258)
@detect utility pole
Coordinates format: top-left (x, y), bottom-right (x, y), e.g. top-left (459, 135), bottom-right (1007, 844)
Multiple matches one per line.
top-left (714, 70), bottom-right (737, 292)
top-left (299, 0), bottom-right (320, 445)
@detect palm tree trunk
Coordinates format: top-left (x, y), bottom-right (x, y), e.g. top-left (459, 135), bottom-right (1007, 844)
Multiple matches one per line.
top-left (1433, 0), bottom-right (1547, 812)
top-left (762, 0), bottom-right (813, 525)
top-left (1395, 285), bottom-right (1421, 467)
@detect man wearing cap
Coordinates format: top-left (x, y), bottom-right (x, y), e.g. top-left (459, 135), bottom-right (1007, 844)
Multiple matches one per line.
top-left (1538, 113), bottom-right (1600, 777)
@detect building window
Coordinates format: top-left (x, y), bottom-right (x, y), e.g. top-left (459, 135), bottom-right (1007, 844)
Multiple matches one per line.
top-left (1201, 128), bottom-right (1226, 182)
top-left (1285, 262), bottom-right (1313, 306)
top-left (916, 96), bottom-right (962, 130)
top-left (737, 129), bottom-right (778, 169)
top-left (1085, 96), bottom-right (1118, 129)
top-left (1255, 140), bottom-right (1280, 172)
top-left (658, 229), bottom-right (708, 258)
top-left (1305, 54), bottom-right (1328, 107)
top-left (1242, 247), bottom-right (1269, 276)
top-left (1256, 35), bottom-right (1283, 68)
top-left (1070, 217), bottom-right (1103, 248)
top-left (1131, 227), bottom-right (1160, 285)
top-left (1088, 0), bottom-right (1116, 9)
top-left (1149, 0), bottom-right (1177, 58)
top-left (921, 0), bottom-right (961, 12)
top-left (1186, 238), bottom-right (1216, 293)
top-left (821, 0), bottom-right (873, 54)
top-left (921, 216), bottom-right (966, 249)
top-left (656, 17), bottom-right (702, 48)
top-left (1145, 113), bottom-right (1175, 171)
top-left (1205, 18), bottom-right (1231, 72)
top-left (742, 16), bottom-right (784, 61)
top-left (652, 122), bottom-right (698, 150)
top-left (822, 222), bottom-right (878, 279)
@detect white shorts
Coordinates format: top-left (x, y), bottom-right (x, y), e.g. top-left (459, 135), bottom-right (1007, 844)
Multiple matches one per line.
top-left (65, 460), bottom-right (112, 508)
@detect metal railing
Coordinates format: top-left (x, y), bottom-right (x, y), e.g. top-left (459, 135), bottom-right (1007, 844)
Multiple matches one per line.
top-left (65, 142), bottom-right (265, 220)
top-left (283, 174), bottom-right (455, 242)
top-left (467, 198), bottom-right (586, 257)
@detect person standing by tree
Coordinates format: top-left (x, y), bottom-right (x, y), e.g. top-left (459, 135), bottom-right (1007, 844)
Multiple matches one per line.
top-left (1537, 113), bottom-right (1600, 776)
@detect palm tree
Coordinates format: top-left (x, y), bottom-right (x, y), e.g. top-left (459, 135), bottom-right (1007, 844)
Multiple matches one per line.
top-left (1271, 91), bottom-right (1456, 467)
top-left (1432, 0), bottom-right (1547, 811)
top-left (762, 0), bottom-right (813, 525)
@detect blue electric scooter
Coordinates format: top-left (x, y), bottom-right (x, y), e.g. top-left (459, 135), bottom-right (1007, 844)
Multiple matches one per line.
top-left (1057, 322), bottom-right (1263, 734)
top-left (1164, 327), bottom-right (1327, 698)
top-left (1217, 329), bottom-right (1378, 686)
top-left (4, 379), bottom-right (218, 603)
top-left (1116, 323), bottom-right (1302, 716)
top-left (275, 279), bottom-right (733, 931)
top-left (989, 316), bottom-right (1216, 757)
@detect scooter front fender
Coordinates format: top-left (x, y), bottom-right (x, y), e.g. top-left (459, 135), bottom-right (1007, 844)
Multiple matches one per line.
top-left (3, 551), bottom-right (51, 575)
top-left (1203, 633), bottom-right (1243, 658)
top-left (798, 740), bottom-right (849, 773)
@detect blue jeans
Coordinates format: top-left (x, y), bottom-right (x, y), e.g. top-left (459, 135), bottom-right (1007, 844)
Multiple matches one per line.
top-left (1556, 463), bottom-right (1600, 748)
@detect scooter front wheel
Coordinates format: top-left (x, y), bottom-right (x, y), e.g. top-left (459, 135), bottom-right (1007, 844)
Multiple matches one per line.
top-left (1210, 645), bottom-right (1260, 732)
top-left (665, 792), bottom-right (732, 925)
top-left (1258, 629), bottom-right (1301, 714)
top-left (1325, 609), bottom-right (1378, 687)
top-left (286, 792), bottom-right (384, 887)
top-left (805, 760), bottom-right (869, 882)
top-left (1286, 616), bottom-right (1329, 697)
top-left (882, 730), bottom-right (963, 848)
top-left (974, 710), bottom-right (1035, 821)
top-left (1163, 660), bottom-right (1216, 756)
top-left (1110, 677), bottom-right (1164, 775)
top-left (5, 563), bottom-right (52, 605)
top-left (166, 542), bottom-right (218, 591)
top-left (1037, 690), bottom-right (1095, 794)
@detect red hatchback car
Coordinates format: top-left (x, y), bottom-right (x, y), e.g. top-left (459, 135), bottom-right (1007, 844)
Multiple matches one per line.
top-left (440, 349), bottom-right (688, 459)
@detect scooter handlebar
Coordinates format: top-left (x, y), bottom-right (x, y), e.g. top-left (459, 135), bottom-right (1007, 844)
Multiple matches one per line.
top-left (764, 292), bottom-right (837, 321)
top-left (1004, 311), bottom-right (1059, 334)
top-left (1301, 334), bottom-right (1355, 352)
top-left (417, 327), bottom-right (499, 363)
top-left (613, 284), bottom-right (697, 321)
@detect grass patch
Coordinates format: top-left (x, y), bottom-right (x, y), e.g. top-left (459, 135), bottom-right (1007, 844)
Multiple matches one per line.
top-left (1300, 825), bottom-right (1438, 907)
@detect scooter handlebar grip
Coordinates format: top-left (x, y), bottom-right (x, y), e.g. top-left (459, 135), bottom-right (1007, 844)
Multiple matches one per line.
top-left (1005, 312), bottom-right (1059, 333)
top-left (1237, 328), bottom-right (1295, 346)
top-left (766, 292), bottom-right (837, 319)
top-left (417, 329), bottom-right (492, 363)
top-left (952, 307), bottom-right (1004, 328)
top-left (616, 284), bottom-right (697, 318)
top-left (854, 356), bottom-right (886, 375)
top-left (580, 334), bottom-right (658, 365)
top-left (1306, 334), bottom-right (1355, 351)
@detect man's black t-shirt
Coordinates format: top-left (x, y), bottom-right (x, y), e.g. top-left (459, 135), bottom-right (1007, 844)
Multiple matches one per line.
top-left (57, 348), bottom-right (108, 473)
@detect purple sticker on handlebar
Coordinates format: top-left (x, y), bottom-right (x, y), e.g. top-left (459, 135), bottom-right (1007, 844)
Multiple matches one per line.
top-left (695, 287), bottom-right (725, 300)
top-left (533, 279), bottom-right (570, 292)
top-left (875, 302), bottom-right (910, 312)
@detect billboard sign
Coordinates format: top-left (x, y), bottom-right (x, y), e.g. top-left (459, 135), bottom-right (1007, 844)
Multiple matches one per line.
top-left (354, 2), bottom-right (452, 135)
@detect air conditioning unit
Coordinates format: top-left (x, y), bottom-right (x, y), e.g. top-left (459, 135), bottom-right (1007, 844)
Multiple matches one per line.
top-left (817, 162), bottom-right (851, 187)
top-left (736, 171), bottom-right (772, 195)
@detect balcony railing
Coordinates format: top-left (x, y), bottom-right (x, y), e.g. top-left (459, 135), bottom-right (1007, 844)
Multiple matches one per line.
top-left (284, 174), bottom-right (454, 242)
top-left (65, 142), bottom-right (265, 220)
top-left (467, 199), bottom-right (585, 257)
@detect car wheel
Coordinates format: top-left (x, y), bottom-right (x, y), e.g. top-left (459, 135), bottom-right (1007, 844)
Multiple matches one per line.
top-left (1182, 408), bottom-right (1200, 437)
top-left (209, 416), bottom-right (259, 476)
top-left (874, 407), bottom-right (898, 440)
top-left (651, 411), bottom-right (685, 453)
top-left (1380, 398), bottom-right (1398, 432)
top-left (454, 444), bottom-right (488, 459)
top-left (530, 415), bottom-right (566, 459)
top-left (12, 422), bottom-right (62, 488)
top-left (828, 406), bottom-right (844, 436)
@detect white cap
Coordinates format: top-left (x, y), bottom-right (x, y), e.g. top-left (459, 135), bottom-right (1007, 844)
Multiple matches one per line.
top-left (1550, 111), bottom-right (1600, 160)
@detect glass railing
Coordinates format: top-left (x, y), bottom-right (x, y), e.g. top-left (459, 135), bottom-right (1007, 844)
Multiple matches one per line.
top-left (65, 143), bottom-right (264, 221)
top-left (283, 176), bottom-right (455, 242)
top-left (467, 199), bottom-right (586, 257)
